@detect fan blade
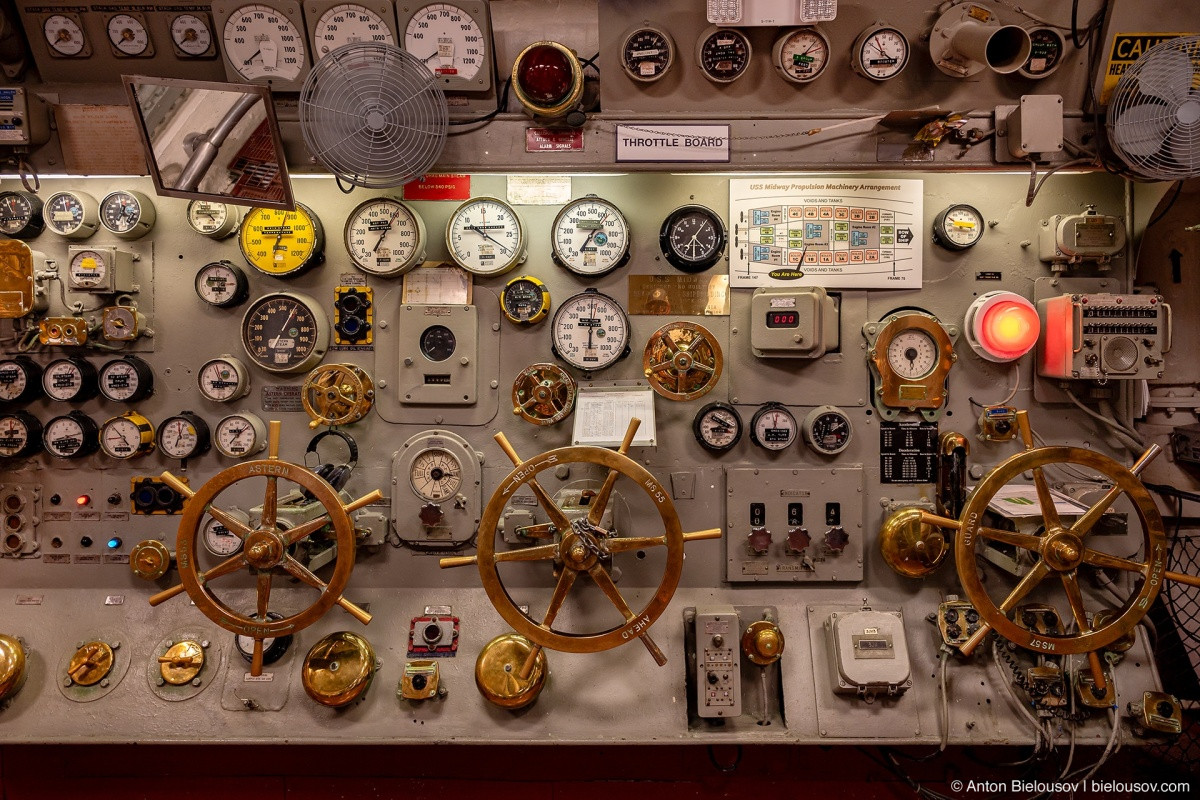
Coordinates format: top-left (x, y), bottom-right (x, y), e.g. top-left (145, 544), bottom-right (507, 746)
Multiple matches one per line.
top-left (1112, 103), bottom-right (1174, 158)
top-left (1166, 116), bottom-right (1200, 175)
top-left (1137, 46), bottom-right (1192, 106)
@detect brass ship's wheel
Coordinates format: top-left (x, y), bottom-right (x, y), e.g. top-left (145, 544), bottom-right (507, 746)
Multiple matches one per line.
top-left (441, 418), bottom-right (721, 678)
top-left (511, 362), bottom-right (576, 425)
top-left (642, 321), bottom-right (722, 401)
top-left (301, 363), bottom-right (375, 429)
top-left (916, 411), bottom-right (1200, 692)
top-left (148, 421), bottom-right (381, 676)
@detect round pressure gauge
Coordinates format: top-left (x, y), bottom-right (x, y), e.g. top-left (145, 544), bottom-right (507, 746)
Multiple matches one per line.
top-left (852, 24), bottom-right (910, 81)
top-left (107, 14), bottom-right (151, 57)
top-left (409, 447), bottom-right (463, 501)
top-left (773, 27), bottom-right (831, 84)
top-left (1019, 27), bottom-right (1066, 79)
top-left (42, 357), bottom-right (98, 403)
top-left (620, 24), bottom-right (675, 83)
top-left (214, 411), bottom-right (268, 458)
top-left (43, 412), bottom-right (99, 459)
top-left (186, 200), bottom-right (239, 238)
top-left (202, 512), bottom-right (246, 557)
top-left (932, 204), bottom-right (985, 250)
top-left (44, 191), bottom-right (99, 239)
top-left (696, 26), bottom-right (751, 83)
top-left (0, 356), bottom-right (43, 405)
top-left (551, 196), bottom-right (631, 276)
top-left (68, 249), bottom-right (112, 291)
top-left (405, 2), bottom-right (487, 83)
top-left (660, 205), bottom-right (726, 273)
top-left (887, 329), bottom-right (940, 379)
top-left (100, 190), bottom-right (156, 238)
top-left (44, 14), bottom-right (89, 57)
top-left (239, 203), bottom-right (325, 278)
top-left (171, 13), bottom-right (215, 57)
top-left (802, 405), bottom-right (853, 455)
top-left (222, 4), bottom-right (308, 82)
top-left (313, 4), bottom-right (395, 57)
top-left (0, 412), bottom-right (43, 459)
top-left (100, 411), bottom-right (155, 460)
top-left (98, 355), bottom-right (154, 403)
top-left (0, 191), bottom-right (45, 239)
top-left (551, 289), bottom-right (632, 372)
top-left (749, 403), bottom-right (798, 451)
top-left (240, 292), bottom-right (330, 374)
top-left (343, 197), bottom-right (426, 277)
top-left (158, 412), bottom-right (211, 460)
top-left (195, 261), bottom-right (250, 308)
top-left (419, 325), bottom-right (456, 362)
top-left (692, 402), bottom-right (742, 453)
top-left (500, 275), bottom-right (550, 325)
top-left (445, 197), bottom-right (526, 276)
top-left (198, 356), bottom-right (252, 403)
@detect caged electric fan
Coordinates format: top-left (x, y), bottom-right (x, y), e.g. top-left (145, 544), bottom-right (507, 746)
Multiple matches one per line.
top-left (1106, 36), bottom-right (1200, 180)
top-left (299, 42), bottom-right (448, 188)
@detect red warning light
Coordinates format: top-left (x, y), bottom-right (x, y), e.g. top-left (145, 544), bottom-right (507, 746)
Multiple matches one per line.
top-left (965, 291), bottom-right (1040, 362)
top-left (75, 494), bottom-right (91, 507)
top-left (512, 41), bottom-right (584, 118)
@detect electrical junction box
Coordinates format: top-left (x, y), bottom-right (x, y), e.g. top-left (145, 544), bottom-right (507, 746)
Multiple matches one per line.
top-left (1004, 95), bottom-right (1063, 159)
top-left (0, 88), bottom-right (50, 147)
top-left (825, 608), bottom-right (911, 700)
top-left (694, 605), bottom-right (742, 718)
top-left (1038, 212), bottom-right (1127, 268)
top-left (1037, 293), bottom-right (1170, 381)
top-left (749, 287), bottom-right (839, 358)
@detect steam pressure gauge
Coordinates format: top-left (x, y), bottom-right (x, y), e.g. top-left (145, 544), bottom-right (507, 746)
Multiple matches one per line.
top-left (0, 191), bottom-right (45, 239)
top-left (0, 411), bottom-right (43, 459)
top-left (802, 405), bottom-right (853, 455)
top-left (749, 403), bottom-right (797, 451)
top-left (239, 204), bottom-right (325, 278)
top-left (551, 196), bottom-right (631, 277)
top-left (696, 26), bottom-right (751, 83)
top-left (932, 204), bottom-right (984, 250)
top-left (42, 357), bottom-right (98, 403)
top-left (195, 261), bottom-right (250, 308)
top-left (852, 23), bottom-right (910, 81)
top-left (550, 289), bottom-right (631, 372)
top-left (44, 191), bottom-right (99, 239)
top-left (343, 197), bottom-right (426, 277)
top-left (446, 197), bottom-right (527, 276)
top-left (620, 24), bottom-right (675, 83)
top-left (98, 355), bottom-right (155, 403)
top-left (100, 411), bottom-right (156, 459)
top-left (214, 411), bottom-right (267, 458)
top-left (198, 355), bottom-right (252, 403)
top-left (500, 275), bottom-right (550, 325)
top-left (240, 292), bottom-right (330, 374)
top-left (187, 200), bottom-right (239, 239)
top-left (311, 3), bottom-right (396, 57)
top-left (773, 27), bottom-right (831, 84)
top-left (0, 357), bottom-right (43, 405)
top-left (158, 412), bottom-right (211, 460)
top-left (43, 412), bottom-right (99, 459)
top-left (100, 190), bottom-right (156, 239)
top-left (692, 402), bottom-right (742, 453)
top-left (218, 3), bottom-right (309, 88)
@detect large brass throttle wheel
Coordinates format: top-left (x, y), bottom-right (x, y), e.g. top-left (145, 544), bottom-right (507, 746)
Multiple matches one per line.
top-left (441, 418), bottom-right (721, 679)
top-left (642, 321), bottom-right (722, 402)
top-left (148, 421), bottom-right (381, 676)
top-left (917, 411), bottom-right (1200, 693)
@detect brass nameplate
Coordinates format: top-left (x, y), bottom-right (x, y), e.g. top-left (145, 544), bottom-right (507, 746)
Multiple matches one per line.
top-left (627, 274), bottom-right (729, 316)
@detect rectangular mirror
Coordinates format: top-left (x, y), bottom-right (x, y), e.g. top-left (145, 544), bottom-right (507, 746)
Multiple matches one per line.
top-left (122, 75), bottom-right (294, 210)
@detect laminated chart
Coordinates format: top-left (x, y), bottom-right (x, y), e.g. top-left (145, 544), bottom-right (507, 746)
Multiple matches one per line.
top-left (729, 178), bottom-right (923, 289)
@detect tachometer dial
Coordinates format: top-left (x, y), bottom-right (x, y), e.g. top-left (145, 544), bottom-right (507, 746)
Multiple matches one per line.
top-left (852, 24), bottom-right (910, 81)
top-left (43, 412), bottom-right (99, 459)
top-left (0, 356), bottom-right (43, 405)
top-left (660, 205), bottom-right (726, 273)
top-left (773, 27), bottom-right (830, 84)
top-left (0, 191), bottom-right (44, 239)
top-left (239, 203), bottom-right (325, 278)
top-left (409, 448), bottom-right (463, 501)
top-left (0, 412), bottom-right (42, 459)
top-left (171, 13), bottom-right (215, 57)
top-left (158, 412), bottom-right (211, 460)
top-left (343, 197), bottom-right (426, 276)
top-left (865, 310), bottom-right (958, 419)
top-left (692, 402), bottom-right (742, 453)
top-left (100, 411), bottom-right (155, 460)
top-left (550, 289), bottom-right (631, 372)
top-left (214, 411), bottom-right (267, 458)
top-left (802, 405), bottom-right (853, 455)
top-left (187, 200), bottom-right (238, 238)
top-left (312, 4), bottom-right (396, 58)
top-left (620, 24), bottom-right (675, 83)
top-left (696, 26), bottom-right (751, 83)
top-left (445, 196), bottom-right (526, 276)
top-left (220, 3), bottom-right (309, 85)
top-left (418, 325), bottom-right (456, 361)
top-left (98, 355), bottom-right (154, 403)
top-left (106, 13), bottom-right (152, 57)
top-left (551, 196), bottom-right (631, 276)
top-left (42, 357), bottom-right (98, 403)
top-left (500, 275), bottom-right (550, 325)
top-left (198, 356), bottom-right (252, 403)
top-left (195, 261), bottom-right (250, 308)
top-left (100, 190), bottom-right (155, 238)
top-left (749, 403), bottom-right (797, 451)
top-left (240, 292), bottom-right (330, 374)
top-left (44, 191), bottom-right (98, 239)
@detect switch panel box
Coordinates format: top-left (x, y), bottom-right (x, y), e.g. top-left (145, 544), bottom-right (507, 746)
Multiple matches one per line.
top-left (725, 466), bottom-right (863, 582)
top-left (693, 606), bottom-right (742, 718)
top-left (825, 608), bottom-right (912, 700)
top-left (749, 287), bottom-right (839, 358)
top-left (1037, 293), bottom-right (1170, 381)
top-left (396, 304), bottom-right (477, 405)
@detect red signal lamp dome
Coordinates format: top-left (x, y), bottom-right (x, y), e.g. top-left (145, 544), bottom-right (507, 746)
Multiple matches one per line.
top-left (965, 291), bottom-right (1040, 362)
top-left (512, 41), bottom-right (585, 118)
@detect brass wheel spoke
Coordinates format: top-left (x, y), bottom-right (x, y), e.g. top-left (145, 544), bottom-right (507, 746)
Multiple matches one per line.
top-left (587, 468), bottom-right (621, 526)
top-left (549, 396), bottom-right (564, 413)
top-left (283, 514), bottom-right (334, 546)
top-left (260, 476), bottom-right (278, 531)
top-left (692, 362), bottom-right (715, 375)
top-left (521, 397), bottom-right (539, 411)
top-left (1069, 485), bottom-right (1123, 539)
top-left (250, 638), bottom-right (264, 677)
top-left (1060, 570), bottom-right (1093, 634)
top-left (649, 361), bottom-right (673, 374)
top-left (998, 560), bottom-right (1052, 614)
top-left (255, 571), bottom-right (273, 620)
top-left (657, 331), bottom-right (679, 355)
top-left (978, 527), bottom-right (1044, 552)
top-left (494, 543), bottom-right (559, 563)
top-left (1032, 467), bottom-right (1061, 530)
top-left (540, 567), bottom-right (577, 629)
top-left (588, 563), bottom-right (667, 666)
top-left (528, 478), bottom-right (573, 534)
top-left (281, 554), bottom-right (327, 592)
top-left (606, 535), bottom-right (667, 555)
top-left (207, 506), bottom-right (254, 540)
top-left (686, 333), bottom-right (710, 353)
top-left (1081, 548), bottom-right (1147, 574)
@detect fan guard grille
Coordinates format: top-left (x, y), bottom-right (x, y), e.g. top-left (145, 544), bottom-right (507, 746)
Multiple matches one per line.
top-left (299, 42), bottom-right (448, 189)
top-left (1106, 36), bottom-right (1200, 180)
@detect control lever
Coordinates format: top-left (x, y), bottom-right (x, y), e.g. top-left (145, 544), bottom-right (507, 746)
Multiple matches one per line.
top-left (937, 431), bottom-right (970, 518)
top-left (741, 615), bottom-right (784, 726)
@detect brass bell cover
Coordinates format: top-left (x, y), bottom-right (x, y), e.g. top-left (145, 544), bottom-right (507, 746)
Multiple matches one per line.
top-left (0, 633), bottom-right (28, 702)
top-left (474, 633), bottom-right (547, 710)
top-left (302, 631), bottom-right (376, 708)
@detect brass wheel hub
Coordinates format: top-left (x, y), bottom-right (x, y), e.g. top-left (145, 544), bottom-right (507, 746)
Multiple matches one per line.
top-left (1042, 530), bottom-right (1084, 572)
top-left (244, 529), bottom-right (286, 569)
top-left (672, 351), bottom-right (694, 371)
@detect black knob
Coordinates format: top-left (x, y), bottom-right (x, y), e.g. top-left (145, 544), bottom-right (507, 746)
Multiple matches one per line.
top-left (1156, 700), bottom-right (1175, 717)
top-left (80, 536), bottom-right (93, 548)
top-left (411, 673), bottom-right (428, 691)
top-left (707, 671), bottom-right (719, 685)
top-left (943, 608), bottom-right (959, 624)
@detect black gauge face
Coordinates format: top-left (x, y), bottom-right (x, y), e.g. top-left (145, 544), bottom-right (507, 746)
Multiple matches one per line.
top-left (698, 28), bottom-right (751, 82)
top-left (622, 27), bottom-right (673, 82)
top-left (419, 325), bottom-right (457, 362)
top-left (100, 191), bottom-right (143, 233)
top-left (0, 412), bottom-right (42, 458)
top-left (660, 205), bottom-right (726, 272)
top-left (501, 278), bottom-right (548, 324)
top-left (693, 402), bottom-right (742, 452)
top-left (1020, 28), bottom-right (1065, 79)
top-left (45, 191), bottom-right (96, 237)
top-left (241, 293), bottom-right (328, 374)
top-left (0, 357), bottom-right (41, 404)
top-left (806, 409), bottom-right (852, 455)
top-left (0, 191), bottom-right (44, 238)
top-left (42, 358), bottom-right (97, 402)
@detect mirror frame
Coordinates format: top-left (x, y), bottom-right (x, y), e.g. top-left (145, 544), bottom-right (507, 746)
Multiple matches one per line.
top-left (122, 74), bottom-right (295, 211)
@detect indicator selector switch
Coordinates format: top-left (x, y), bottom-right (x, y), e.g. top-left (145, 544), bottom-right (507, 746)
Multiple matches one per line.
top-left (693, 607), bottom-right (742, 718)
top-left (158, 640), bottom-right (205, 686)
top-left (67, 641), bottom-right (114, 686)
top-left (824, 527), bottom-right (849, 554)
top-left (785, 526), bottom-right (811, 555)
top-left (747, 526), bottom-right (772, 556)
top-left (130, 539), bottom-right (171, 581)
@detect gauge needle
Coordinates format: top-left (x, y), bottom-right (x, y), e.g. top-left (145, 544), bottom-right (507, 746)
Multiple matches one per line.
top-left (872, 37), bottom-right (889, 56)
top-left (372, 208), bottom-right (400, 253)
top-left (269, 308), bottom-right (297, 349)
top-left (243, 49), bottom-right (262, 66)
top-left (575, 211), bottom-right (609, 255)
top-left (467, 224), bottom-right (511, 255)
top-left (586, 298), bottom-right (596, 350)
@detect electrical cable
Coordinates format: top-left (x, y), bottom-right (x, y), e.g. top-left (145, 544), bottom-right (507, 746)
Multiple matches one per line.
top-left (448, 78), bottom-right (512, 130)
top-left (1146, 180), bottom-right (1184, 229)
top-left (969, 363), bottom-right (1020, 409)
top-left (1025, 157), bottom-right (1097, 206)
top-left (939, 647), bottom-right (951, 751)
top-left (1062, 388), bottom-right (1146, 452)
top-left (992, 639), bottom-right (1049, 753)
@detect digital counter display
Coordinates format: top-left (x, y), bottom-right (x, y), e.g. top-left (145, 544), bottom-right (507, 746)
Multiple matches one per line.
top-left (766, 310), bottom-right (799, 328)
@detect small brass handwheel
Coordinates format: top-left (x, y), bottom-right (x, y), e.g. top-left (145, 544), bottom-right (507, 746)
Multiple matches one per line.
top-left (440, 418), bottom-right (721, 679)
top-left (642, 321), bottom-right (722, 401)
top-left (512, 362), bottom-right (576, 425)
top-left (301, 363), bottom-right (375, 429)
top-left (147, 420), bottom-right (381, 676)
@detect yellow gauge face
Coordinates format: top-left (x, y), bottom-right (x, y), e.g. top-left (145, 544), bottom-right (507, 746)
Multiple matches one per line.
top-left (238, 203), bottom-right (325, 277)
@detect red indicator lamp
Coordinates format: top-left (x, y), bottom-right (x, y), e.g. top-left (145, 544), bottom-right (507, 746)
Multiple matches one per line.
top-left (512, 41), bottom-right (585, 119)
top-left (965, 291), bottom-right (1040, 362)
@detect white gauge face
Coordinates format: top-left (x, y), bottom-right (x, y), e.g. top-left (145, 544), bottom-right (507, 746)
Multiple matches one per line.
top-left (0, 416), bottom-right (33, 458)
top-left (44, 15), bottom-right (87, 56)
top-left (552, 197), bottom-right (631, 276)
top-left (314, 5), bottom-right (395, 57)
top-left (199, 358), bottom-right (249, 402)
top-left (107, 14), bottom-right (150, 56)
top-left (551, 291), bottom-right (630, 372)
top-left (69, 250), bottom-right (108, 289)
top-left (215, 413), bottom-right (263, 458)
top-left (223, 4), bottom-right (307, 81)
top-left (195, 262), bottom-right (246, 307)
top-left (203, 515), bottom-right (244, 556)
top-left (101, 191), bottom-right (152, 235)
top-left (0, 360), bottom-right (32, 402)
top-left (409, 448), bottom-right (463, 501)
top-left (43, 360), bottom-right (88, 402)
top-left (159, 417), bottom-right (202, 459)
top-left (936, 205), bottom-right (984, 249)
top-left (697, 406), bottom-right (741, 451)
top-left (44, 416), bottom-right (91, 458)
top-left (775, 28), bottom-right (830, 83)
top-left (344, 198), bottom-right (423, 275)
top-left (752, 406), bottom-right (798, 451)
top-left (405, 3), bottom-right (486, 82)
top-left (172, 14), bottom-right (214, 56)
top-left (100, 417), bottom-right (146, 460)
top-left (187, 200), bottom-right (232, 235)
top-left (856, 28), bottom-right (909, 80)
top-left (446, 198), bottom-right (525, 276)
top-left (45, 192), bottom-right (95, 237)
top-left (99, 360), bottom-right (143, 402)
top-left (887, 329), bottom-right (939, 379)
